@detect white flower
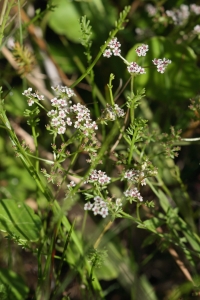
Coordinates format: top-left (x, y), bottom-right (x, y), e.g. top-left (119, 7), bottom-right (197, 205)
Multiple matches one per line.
top-left (22, 87), bottom-right (32, 96)
top-left (116, 198), bottom-right (122, 207)
top-left (112, 47), bottom-right (121, 56)
top-left (127, 62), bottom-right (146, 74)
top-left (100, 207), bottom-right (109, 218)
top-left (145, 4), bottom-right (157, 16)
top-left (135, 44), bottom-right (149, 57)
top-left (124, 187), bottom-right (143, 202)
top-left (57, 126), bottom-right (66, 134)
top-left (103, 49), bottom-right (112, 58)
top-left (84, 202), bottom-right (93, 210)
top-left (190, 4), bottom-right (200, 15)
top-left (67, 181), bottom-right (76, 188)
top-left (193, 25), bottom-right (200, 34)
top-left (27, 99), bottom-right (34, 106)
top-left (152, 58), bottom-right (171, 74)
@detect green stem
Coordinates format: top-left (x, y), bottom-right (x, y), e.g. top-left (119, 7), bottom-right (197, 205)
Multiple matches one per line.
top-left (94, 220), bottom-right (113, 249)
top-left (36, 232), bottom-right (56, 300)
top-left (54, 220), bottom-right (76, 294)
top-left (63, 122), bottom-right (119, 206)
top-left (70, 42), bottom-right (108, 88)
top-left (0, 105), bottom-right (51, 200)
top-left (70, 6), bottom-right (130, 89)
top-left (54, 144), bottom-right (81, 198)
top-left (108, 73), bottom-right (115, 106)
top-left (0, 0), bottom-right (15, 48)
top-left (0, 101), bottom-right (103, 295)
top-left (130, 75), bottom-right (134, 124)
top-left (31, 125), bottom-right (39, 172)
top-left (128, 129), bottom-right (137, 165)
top-left (136, 203), bottom-right (141, 221)
top-left (26, 153), bottom-right (54, 164)
top-left (127, 75), bottom-right (136, 165)
top-left (0, 0), bottom-right (8, 26)
top-left (17, 0), bottom-right (23, 45)
top-left (73, 56), bottom-right (106, 107)
top-left (81, 211), bottom-right (87, 236)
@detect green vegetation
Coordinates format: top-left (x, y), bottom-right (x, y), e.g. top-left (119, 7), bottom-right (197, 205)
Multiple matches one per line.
top-left (0, 1), bottom-right (200, 299)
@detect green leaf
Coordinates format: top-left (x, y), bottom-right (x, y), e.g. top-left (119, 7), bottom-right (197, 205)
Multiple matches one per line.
top-left (94, 257), bottom-right (118, 280)
top-left (0, 269), bottom-right (29, 300)
top-left (48, 0), bottom-right (81, 43)
top-left (0, 199), bottom-right (41, 241)
top-left (48, 42), bottom-right (77, 73)
top-left (142, 234), bottom-right (158, 248)
top-left (138, 217), bottom-right (164, 233)
top-left (6, 89), bottom-right (26, 116)
top-left (138, 275), bottom-right (158, 300)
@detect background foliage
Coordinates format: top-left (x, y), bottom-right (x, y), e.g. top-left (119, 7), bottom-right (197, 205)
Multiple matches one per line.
top-left (0, 0), bottom-right (200, 299)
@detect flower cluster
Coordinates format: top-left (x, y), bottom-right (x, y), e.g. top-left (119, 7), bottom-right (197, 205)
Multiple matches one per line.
top-left (166, 4), bottom-right (190, 25)
top-left (165, 4), bottom-right (200, 25)
top-left (23, 85), bottom-right (98, 136)
top-left (48, 86), bottom-right (98, 135)
top-left (135, 44), bottom-right (149, 57)
top-left (193, 25), bottom-right (200, 34)
top-left (115, 198), bottom-right (122, 207)
top-left (84, 196), bottom-right (123, 218)
top-left (141, 160), bottom-right (158, 177)
top-left (101, 104), bottom-right (125, 121)
top-left (124, 169), bottom-right (146, 186)
top-left (146, 3), bottom-right (200, 26)
top-left (84, 196), bottom-right (109, 218)
top-left (127, 62), bottom-right (146, 75)
top-left (145, 4), bottom-right (157, 17)
top-left (190, 4), bottom-right (200, 15)
top-left (85, 170), bottom-right (111, 185)
top-left (103, 38), bottom-right (171, 75)
top-left (67, 181), bottom-right (76, 188)
top-left (41, 168), bottom-right (62, 186)
top-left (103, 37), bottom-right (121, 58)
top-left (22, 87), bottom-right (44, 106)
top-left (51, 85), bottom-right (76, 97)
top-left (124, 188), bottom-right (143, 202)
top-left (189, 96), bottom-right (200, 120)
top-left (113, 104), bottom-right (125, 117)
top-left (152, 58), bottom-right (171, 74)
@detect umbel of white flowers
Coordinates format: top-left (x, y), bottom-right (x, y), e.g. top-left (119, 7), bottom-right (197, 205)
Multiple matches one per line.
top-left (103, 38), bottom-right (171, 74)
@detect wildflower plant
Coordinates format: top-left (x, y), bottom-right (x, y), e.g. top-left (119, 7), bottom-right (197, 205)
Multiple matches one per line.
top-left (0, 2), bottom-right (200, 300)
top-left (103, 38), bottom-right (171, 75)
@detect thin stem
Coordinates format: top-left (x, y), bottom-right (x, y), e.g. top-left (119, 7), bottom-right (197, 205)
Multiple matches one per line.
top-left (70, 41), bottom-right (110, 89)
top-left (17, 0), bottom-right (23, 45)
top-left (0, 106), bottom-right (52, 200)
top-left (26, 153), bottom-right (54, 165)
top-left (81, 211), bottom-right (87, 236)
top-left (73, 56), bottom-right (106, 106)
top-left (94, 221), bottom-right (113, 249)
top-left (54, 144), bottom-right (81, 199)
top-left (118, 54), bottom-right (129, 64)
top-left (31, 125), bottom-right (39, 172)
top-left (70, 7), bottom-right (130, 89)
top-left (128, 128), bottom-right (137, 165)
top-left (54, 219), bottom-right (76, 292)
top-left (0, 0), bottom-right (8, 26)
top-left (136, 203), bottom-right (141, 221)
top-left (130, 75), bottom-right (134, 124)
top-left (36, 232), bottom-right (56, 299)
top-left (0, 0), bottom-right (15, 48)
top-left (108, 73), bottom-right (115, 106)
